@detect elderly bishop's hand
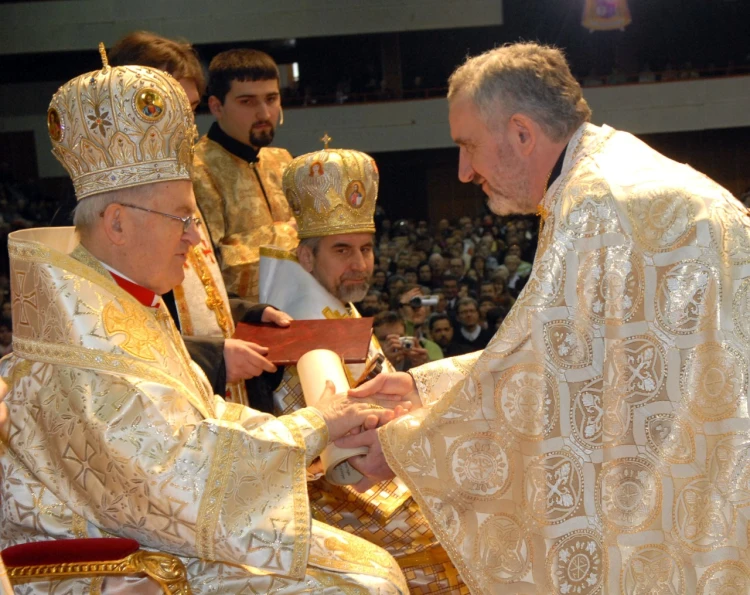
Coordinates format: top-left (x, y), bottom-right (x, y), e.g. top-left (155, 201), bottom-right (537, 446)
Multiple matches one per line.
top-left (312, 381), bottom-right (405, 443)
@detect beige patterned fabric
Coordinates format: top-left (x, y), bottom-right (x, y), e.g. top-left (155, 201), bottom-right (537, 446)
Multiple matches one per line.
top-left (0, 227), bottom-right (407, 594)
top-left (193, 139), bottom-right (298, 301)
top-left (260, 247), bottom-right (468, 594)
top-left (381, 123), bottom-right (750, 594)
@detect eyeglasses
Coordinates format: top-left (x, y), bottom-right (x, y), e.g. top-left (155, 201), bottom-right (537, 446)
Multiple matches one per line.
top-left (117, 203), bottom-right (202, 233)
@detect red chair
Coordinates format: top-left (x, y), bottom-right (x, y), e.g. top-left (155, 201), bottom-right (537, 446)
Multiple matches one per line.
top-left (1, 538), bottom-right (190, 594)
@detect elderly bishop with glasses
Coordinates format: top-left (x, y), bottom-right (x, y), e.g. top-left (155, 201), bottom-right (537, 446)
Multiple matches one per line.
top-left (0, 53), bottom-right (409, 593)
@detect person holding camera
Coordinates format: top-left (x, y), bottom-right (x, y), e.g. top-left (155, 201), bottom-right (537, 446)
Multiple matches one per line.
top-left (394, 285), bottom-right (444, 362)
top-left (373, 310), bottom-right (439, 371)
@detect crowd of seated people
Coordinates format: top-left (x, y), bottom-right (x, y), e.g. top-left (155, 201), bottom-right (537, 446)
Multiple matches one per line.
top-left (356, 212), bottom-right (539, 370)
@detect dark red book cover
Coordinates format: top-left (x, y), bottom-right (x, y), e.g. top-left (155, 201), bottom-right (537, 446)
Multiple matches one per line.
top-left (234, 318), bottom-right (373, 365)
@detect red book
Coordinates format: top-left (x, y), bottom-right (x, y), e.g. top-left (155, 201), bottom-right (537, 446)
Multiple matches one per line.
top-left (234, 318), bottom-right (373, 366)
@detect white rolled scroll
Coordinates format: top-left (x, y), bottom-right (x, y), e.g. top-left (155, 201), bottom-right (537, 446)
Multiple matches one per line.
top-left (297, 349), bottom-right (368, 485)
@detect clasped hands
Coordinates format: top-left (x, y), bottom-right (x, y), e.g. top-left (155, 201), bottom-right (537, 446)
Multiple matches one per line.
top-left (311, 372), bottom-right (420, 492)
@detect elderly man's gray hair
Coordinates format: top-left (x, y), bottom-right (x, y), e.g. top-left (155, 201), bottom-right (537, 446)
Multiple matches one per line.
top-left (73, 185), bottom-right (156, 233)
top-left (448, 42), bottom-right (592, 142)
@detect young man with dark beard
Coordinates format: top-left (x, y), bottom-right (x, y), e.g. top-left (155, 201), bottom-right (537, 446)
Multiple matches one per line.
top-left (193, 49), bottom-right (298, 302)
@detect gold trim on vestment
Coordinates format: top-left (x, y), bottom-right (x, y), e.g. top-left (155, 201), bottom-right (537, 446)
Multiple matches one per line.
top-left (308, 521), bottom-right (408, 592)
top-left (221, 402), bottom-right (245, 423)
top-left (186, 247), bottom-right (232, 336)
top-left (196, 425), bottom-right (240, 561)
top-left (260, 245), bottom-right (299, 262)
top-left (71, 512), bottom-right (87, 538)
top-left (172, 283), bottom-right (194, 336)
top-left (277, 414), bottom-right (315, 579)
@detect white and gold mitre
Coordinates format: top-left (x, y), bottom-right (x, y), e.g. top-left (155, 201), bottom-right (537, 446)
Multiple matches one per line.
top-left (47, 43), bottom-right (196, 200)
top-left (283, 141), bottom-right (378, 239)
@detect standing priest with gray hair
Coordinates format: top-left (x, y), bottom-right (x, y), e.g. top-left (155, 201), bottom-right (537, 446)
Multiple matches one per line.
top-left (345, 42), bottom-right (750, 594)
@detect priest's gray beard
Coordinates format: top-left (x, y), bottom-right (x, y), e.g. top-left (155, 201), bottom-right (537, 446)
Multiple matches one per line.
top-left (337, 281), bottom-right (370, 304)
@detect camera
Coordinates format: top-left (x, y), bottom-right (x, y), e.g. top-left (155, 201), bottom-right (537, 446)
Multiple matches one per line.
top-left (408, 295), bottom-right (439, 308)
top-left (398, 336), bottom-right (415, 350)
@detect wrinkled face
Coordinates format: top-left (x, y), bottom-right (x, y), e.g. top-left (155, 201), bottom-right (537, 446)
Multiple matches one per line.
top-left (457, 302), bottom-right (479, 329)
top-left (430, 319), bottom-right (453, 347)
top-left (119, 181), bottom-right (201, 294)
top-left (449, 96), bottom-right (534, 216)
top-left (212, 78), bottom-right (281, 149)
top-left (304, 233), bottom-right (374, 303)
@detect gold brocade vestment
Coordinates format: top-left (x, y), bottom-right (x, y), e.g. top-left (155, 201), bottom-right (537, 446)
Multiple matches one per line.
top-left (260, 246), bottom-right (468, 594)
top-left (381, 123), bottom-right (750, 594)
top-left (193, 137), bottom-right (298, 302)
top-left (0, 228), bottom-right (407, 594)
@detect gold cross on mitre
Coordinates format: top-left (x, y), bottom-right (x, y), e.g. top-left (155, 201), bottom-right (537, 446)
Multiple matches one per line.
top-left (320, 132), bottom-right (332, 149)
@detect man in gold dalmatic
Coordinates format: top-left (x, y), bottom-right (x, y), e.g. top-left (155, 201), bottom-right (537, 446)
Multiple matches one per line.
top-left (193, 49), bottom-right (298, 303)
top-left (259, 145), bottom-right (467, 593)
top-left (342, 42), bottom-right (750, 594)
top-left (0, 52), bottom-right (408, 594)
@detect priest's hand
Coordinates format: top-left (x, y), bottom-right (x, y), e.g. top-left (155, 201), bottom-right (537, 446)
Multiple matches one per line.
top-left (224, 338), bottom-right (277, 382)
top-left (348, 372), bottom-right (423, 409)
top-left (260, 306), bottom-right (293, 327)
top-left (336, 429), bottom-right (395, 492)
top-left (0, 377), bottom-right (9, 442)
top-left (312, 381), bottom-right (409, 442)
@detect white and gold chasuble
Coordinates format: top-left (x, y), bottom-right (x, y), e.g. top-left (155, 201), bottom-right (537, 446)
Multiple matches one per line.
top-left (381, 124), bottom-right (750, 594)
top-left (0, 228), bottom-right (407, 594)
top-left (260, 246), bottom-right (467, 594)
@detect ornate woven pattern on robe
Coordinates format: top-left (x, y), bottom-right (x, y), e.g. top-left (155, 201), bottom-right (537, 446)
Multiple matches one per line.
top-left (382, 123), bottom-right (750, 595)
top-left (193, 139), bottom-right (298, 301)
top-left (0, 228), bottom-right (407, 594)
